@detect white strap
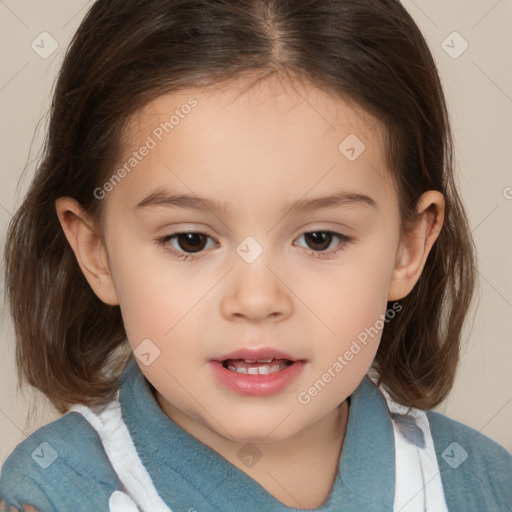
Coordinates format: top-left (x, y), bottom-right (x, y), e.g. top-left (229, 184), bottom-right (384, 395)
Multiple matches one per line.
top-left (109, 490), bottom-right (140, 512)
top-left (379, 386), bottom-right (449, 512)
top-left (69, 393), bottom-right (173, 512)
top-left (70, 384), bottom-right (448, 511)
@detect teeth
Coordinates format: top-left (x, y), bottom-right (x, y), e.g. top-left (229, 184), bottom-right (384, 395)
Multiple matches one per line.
top-left (225, 361), bottom-right (291, 375)
top-left (243, 358), bottom-right (273, 363)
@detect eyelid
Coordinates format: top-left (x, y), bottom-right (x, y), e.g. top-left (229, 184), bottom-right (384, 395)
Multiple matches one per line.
top-left (156, 227), bottom-right (353, 261)
top-left (157, 230), bottom-right (218, 261)
top-left (293, 231), bottom-right (352, 259)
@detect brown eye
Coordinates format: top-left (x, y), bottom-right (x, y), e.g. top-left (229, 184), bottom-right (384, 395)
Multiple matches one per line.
top-left (293, 230), bottom-right (352, 259)
top-left (157, 231), bottom-right (217, 259)
top-left (303, 231), bottom-right (333, 251)
top-left (174, 233), bottom-right (208, 253)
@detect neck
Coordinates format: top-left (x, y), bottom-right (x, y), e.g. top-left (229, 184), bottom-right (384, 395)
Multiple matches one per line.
top-left (155, 390), bottom-right (350, 509)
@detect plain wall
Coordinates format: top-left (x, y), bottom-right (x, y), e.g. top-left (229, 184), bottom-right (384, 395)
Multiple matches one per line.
top-left (1, 0), bottom-right (511, 471)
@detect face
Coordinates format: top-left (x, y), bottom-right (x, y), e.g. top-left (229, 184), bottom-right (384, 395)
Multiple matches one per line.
top-left (97, 75), bottom-right (403, 444)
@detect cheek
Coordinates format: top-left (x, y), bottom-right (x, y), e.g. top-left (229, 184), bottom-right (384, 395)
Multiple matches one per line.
top-left (300, 244), bottom-right (397, 394)
top-left (109, 236), bottom-right (218, 366)
top-left (106, 235), bottom-right (179, 342)
top-left (301, 246), bottom-right (396, 340)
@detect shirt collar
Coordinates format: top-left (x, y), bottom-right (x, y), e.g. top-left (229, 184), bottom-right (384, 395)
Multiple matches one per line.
top-left (119, 356), bottom-right (395, 510)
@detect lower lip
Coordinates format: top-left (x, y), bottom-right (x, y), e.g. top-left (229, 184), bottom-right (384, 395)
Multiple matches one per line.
top-left (209, 360), bottom-right (306, 396)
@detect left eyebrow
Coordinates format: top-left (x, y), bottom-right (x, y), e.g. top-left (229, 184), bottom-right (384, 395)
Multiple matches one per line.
top-left (290, 190), bottom-right (378, 212)
top-left (133, 188), bottom-right (378, 214)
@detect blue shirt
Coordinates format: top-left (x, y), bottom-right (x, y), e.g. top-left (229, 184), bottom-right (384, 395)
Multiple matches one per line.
top-left (1, 357), bottom-right (511, 511)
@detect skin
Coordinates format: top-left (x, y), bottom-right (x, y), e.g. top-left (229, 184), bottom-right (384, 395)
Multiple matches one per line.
top-left (55, 74), bottom-right (444, 508)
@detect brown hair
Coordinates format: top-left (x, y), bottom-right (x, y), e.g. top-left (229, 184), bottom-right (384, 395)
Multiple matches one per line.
top-left (3, 0), bottom-right (476, 414)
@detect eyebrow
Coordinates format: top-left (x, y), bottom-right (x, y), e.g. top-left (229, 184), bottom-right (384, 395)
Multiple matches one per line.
top-left (133, 188), bottom-right (378, 214)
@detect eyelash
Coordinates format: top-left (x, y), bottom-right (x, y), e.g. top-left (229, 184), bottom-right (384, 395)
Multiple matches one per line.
top-left (156, 230), bottom-right (353, 262)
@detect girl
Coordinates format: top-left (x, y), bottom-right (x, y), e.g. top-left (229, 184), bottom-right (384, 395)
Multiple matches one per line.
top-left (1, 0), bottom-right (511, 511)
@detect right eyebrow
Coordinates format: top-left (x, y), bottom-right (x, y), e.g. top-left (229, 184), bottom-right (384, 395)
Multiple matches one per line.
top-left (133, 189), bottom-right (229, 214)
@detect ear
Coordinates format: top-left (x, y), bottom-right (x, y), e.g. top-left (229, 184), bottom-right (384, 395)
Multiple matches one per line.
top-left (388, 191), bottom-right (445, 301)
top-left (55, 197), bottom-right (119, 306)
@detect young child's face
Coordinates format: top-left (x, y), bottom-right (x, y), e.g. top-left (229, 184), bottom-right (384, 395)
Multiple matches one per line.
top-left (100, 75), bottom-right (402, 442)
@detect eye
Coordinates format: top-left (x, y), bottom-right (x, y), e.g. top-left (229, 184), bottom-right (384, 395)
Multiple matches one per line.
top-left (156, 231), bottom-right (217, 261)
top-left (156, 229), bottom-right (352, 262)
top-left (293, 230), bottom-right (352, 259)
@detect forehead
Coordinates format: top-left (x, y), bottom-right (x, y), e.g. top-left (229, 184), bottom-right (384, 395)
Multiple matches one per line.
top-left (124, 75), bottom-right (384, 150)
top-left (109, 74), bottom-right (393, 214)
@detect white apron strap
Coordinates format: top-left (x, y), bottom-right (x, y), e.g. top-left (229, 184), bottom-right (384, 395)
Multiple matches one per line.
top-left (378, 386), bottom-right (449, 512)
top-left (70, 384), bottom-right (449, 512)
top-left (69, 393), bottom-right (173, 512)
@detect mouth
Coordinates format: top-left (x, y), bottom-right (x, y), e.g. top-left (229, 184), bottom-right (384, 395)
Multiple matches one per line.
top-left (222, 358), bottom-right (294, 375)
top-left (209, 348), bottom-right (305, 396)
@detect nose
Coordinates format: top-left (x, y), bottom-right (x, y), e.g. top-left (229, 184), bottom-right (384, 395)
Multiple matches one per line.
top-left (220, 257), bottom-right (293, 323)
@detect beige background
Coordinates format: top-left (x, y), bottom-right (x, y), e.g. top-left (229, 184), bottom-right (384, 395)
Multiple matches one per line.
top-left (1, 0), bottom-right (511, 470)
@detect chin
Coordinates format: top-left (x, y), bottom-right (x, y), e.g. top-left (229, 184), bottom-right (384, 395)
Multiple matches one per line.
top-left (212, 416), bottom-right (298, 445)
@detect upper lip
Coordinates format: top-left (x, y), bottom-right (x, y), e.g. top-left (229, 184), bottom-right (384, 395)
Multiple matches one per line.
top-left (212, 347), bottom-right (302, 362)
